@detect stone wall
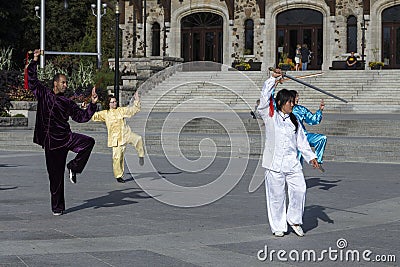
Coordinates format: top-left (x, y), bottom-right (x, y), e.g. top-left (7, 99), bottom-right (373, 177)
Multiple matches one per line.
top-left (231, 0), bottom-right (262, 63)
top-left (0, 117), bottom-right (28, 127)
top-left (334, 0), bottom-right (364, 59)
top-left (115, 0), bottom-right (398, 88)
top-left (109, 56), bottom-right (183, 105)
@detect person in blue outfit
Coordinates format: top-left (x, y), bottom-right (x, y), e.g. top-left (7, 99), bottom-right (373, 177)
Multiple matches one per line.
top-left (290, 90), bottom-right (327, 171)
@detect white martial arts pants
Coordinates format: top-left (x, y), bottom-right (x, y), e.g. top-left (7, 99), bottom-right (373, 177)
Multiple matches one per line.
top-left (264, 169), bottom-right (306, 233)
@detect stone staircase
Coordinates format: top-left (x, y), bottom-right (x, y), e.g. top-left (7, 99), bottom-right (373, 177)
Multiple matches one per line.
top-left (1, 112), bottom-right (399, 164)
top-left (1, 69), bottom-right (400, 164)
top-left (139, 69), bottom-right (400, 113)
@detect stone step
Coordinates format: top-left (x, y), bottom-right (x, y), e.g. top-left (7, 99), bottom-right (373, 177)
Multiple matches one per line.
top-left (1, 130), bottom-right (398, 163)
top-left (62, 113), bottom-right (400, 138)
top-left (140, 69), bottom-right (400, 114)
top-left (2, 113), bottom-right (399, 163)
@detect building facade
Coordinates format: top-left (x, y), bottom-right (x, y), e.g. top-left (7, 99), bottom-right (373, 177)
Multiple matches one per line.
top-left (112, 0), bottom-right (400, 100)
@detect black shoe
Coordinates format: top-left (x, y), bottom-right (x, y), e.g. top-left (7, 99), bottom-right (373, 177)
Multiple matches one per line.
top-left (116, 178), bottom-right (125, 183)
top-left (139, 157), bottom-right (144, 166)
top-left (53, 211), bottom-right (63, 216)
top-left (68, 168), bottom-right (77, 184)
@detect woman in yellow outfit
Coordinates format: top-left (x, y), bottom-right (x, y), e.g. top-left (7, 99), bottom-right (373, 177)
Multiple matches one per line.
top-left (92, 91), bottom-right (144, 183)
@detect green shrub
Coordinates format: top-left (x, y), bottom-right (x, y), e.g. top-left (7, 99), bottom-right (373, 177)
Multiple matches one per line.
top-left (12, 113), bottom-right (25, 118)
top-left (0, 47), bottom-right (13, 71)
top-left (0, 111), bottom-right (10, 117)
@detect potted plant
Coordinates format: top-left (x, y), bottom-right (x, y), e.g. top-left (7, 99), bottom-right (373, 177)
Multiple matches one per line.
top-left (278, 61), bottom-right (295, 71)
top-left (368, 61), bottom-right (384, 70)
top-left (369, 48), bottom-right (384, 70)
top-left (233, 57), bottom-right (251, 71)
top-left (278, 52), bottom-right (295, 70)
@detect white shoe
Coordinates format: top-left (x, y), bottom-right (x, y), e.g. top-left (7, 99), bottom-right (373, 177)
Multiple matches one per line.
top-left (274, 231), bottom-right (284, 237)
top-left (291, 225), bottom-right (304, 237)
top-left (68, 168), bottom-right (76, 184)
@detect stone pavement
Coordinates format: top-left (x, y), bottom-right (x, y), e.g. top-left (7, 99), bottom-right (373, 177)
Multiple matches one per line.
top-left (0, 149), bottom-right (399, 266)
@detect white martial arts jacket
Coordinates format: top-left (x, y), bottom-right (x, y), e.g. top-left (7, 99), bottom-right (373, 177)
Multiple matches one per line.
top-left (257, 77), bottom-right (316, 172)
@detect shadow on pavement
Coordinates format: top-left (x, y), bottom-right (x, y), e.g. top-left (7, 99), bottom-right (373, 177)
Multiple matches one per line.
top-left (306, 177), bottom-right (341, 190)
top-left (126, 171), bottom-right (172, 181)
top-left (303, 204), bottom-right (335, 233)
top-left (66, 188), bottom-right (153, 213)
top-left (0, 186), bottom-right (18, 191)
top-left (0, 164), bottom-right (19, 168)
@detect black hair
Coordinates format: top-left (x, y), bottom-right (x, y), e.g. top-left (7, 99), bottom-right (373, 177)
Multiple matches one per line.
top-left (52, 73), bottom-right (66, 84)
top-left (290, 90), bottom-right (298, 97)
top-left (275, 89), bottom-right (298, 133)
top-left (107, 95), bottom-right (117, 109)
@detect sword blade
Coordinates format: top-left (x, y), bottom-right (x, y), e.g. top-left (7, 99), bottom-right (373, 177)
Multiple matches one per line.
top-left (282, 72), bottom-right (324, 81)
top-left (284, 73), bottom-right (348, 103)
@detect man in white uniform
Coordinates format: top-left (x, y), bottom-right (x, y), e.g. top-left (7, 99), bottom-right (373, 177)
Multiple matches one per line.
top-left (257, 67), bottom-right (319, 237)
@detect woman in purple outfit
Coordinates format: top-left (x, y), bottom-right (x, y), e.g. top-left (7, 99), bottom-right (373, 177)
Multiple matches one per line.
top-left (27, 49), bottom-right (98, 216)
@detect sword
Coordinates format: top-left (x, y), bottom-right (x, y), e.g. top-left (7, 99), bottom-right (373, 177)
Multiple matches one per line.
top-left (282, 72), bottom-right (324, 81)
top-left (269, 67), bottom-right (348, 103)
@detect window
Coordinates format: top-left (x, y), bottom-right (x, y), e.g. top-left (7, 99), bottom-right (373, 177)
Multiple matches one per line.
top-left (244, 19), bottom-right (254, 55)
top-left (152, 22), bottom-right (161, 56)
top-left (347, 15), bottom-right (357, 53)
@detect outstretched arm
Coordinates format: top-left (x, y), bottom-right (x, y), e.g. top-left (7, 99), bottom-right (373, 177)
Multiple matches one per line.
top-left (121, 90), bottom-right (141, 117)
top-left (302, 101), bottom-right (323, 125)
top-left (258, 72), bottom-right (283, 117)
top-left (92, 110), bottom-right (107, 122)
top-left (27, 49), bottom-right (49, 98)
top-left (70, 86), bottom-right (98, 123)
top-left (319, 99), bottom-right (325, 111)
top-left (91, 86), bottom-right (98, 104)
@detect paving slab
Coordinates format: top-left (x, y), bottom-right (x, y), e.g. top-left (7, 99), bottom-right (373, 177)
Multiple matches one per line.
top-left (0, 150), bottom-right (399, 266)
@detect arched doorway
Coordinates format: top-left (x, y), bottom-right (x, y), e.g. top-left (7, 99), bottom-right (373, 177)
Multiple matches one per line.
top-left (382, 5), bottom-right (400, 68)
top-left (276, 8), bottom-right (323, 70)
top-left (181, 12), bottom-right (223, 63)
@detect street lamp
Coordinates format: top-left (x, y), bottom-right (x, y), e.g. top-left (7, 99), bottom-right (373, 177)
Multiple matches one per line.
top-left (91, 1), bottom-right (107, 69)
top-left (114, 1), bottom-right (120, 104)
top-left (361, 20), bottom-right (367, 69)
top-left (360, 14), bottom-right (369, 70)
top-left (35, 0), bottom-right (45, 68)
top-left (34, 0), bottom-right (106, 69)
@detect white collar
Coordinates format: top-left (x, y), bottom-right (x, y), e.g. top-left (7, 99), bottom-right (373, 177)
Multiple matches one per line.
top-left (277, 110), bottom-right (290, 121)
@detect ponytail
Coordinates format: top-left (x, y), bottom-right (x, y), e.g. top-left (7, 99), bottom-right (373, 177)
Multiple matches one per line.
top-left (289, 113), bottom-right (298, 133)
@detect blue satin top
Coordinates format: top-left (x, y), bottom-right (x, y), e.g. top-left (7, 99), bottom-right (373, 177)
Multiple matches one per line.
top-left (292, 105), bottom-right (323, 134)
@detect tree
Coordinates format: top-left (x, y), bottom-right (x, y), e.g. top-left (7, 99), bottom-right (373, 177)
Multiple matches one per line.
top-left (0, 0), bottom-right (118, 69)
top-left (0, 1), bottom-right (25, 68)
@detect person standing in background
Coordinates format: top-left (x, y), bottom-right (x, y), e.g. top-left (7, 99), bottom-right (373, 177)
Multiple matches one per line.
top-left (300, 44), bottom-right (311, 71)
top-left (346, 52), bottom-right (358, 69)
top-left (294, 44), bottom-right (302, 71)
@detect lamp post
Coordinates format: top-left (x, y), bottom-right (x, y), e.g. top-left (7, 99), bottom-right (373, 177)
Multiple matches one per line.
top-left (91, 0), bottom-right (107, 69)
top-left (361, 17), bottom-right (367, 70)
top-left (143, 0), bottom-right (147, 57)
top-left (35, 0), bottom-right (45, 68)
top-left (34, 0), bottom-right (106, 69)
top-left (114, 1), bottom-right (120, 104)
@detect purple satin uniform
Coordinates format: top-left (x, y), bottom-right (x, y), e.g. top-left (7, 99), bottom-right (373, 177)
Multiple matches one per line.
top-left (28, 60), bottom-right (96, 213)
